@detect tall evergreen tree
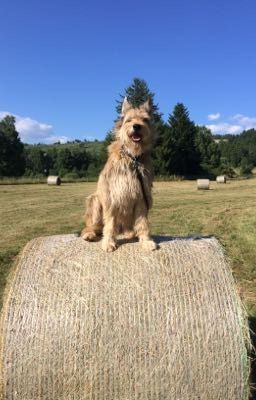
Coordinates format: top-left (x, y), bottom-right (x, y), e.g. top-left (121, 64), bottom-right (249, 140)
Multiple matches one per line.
top-left (163, 103), bottom-right (200, 176)
top-left (152, 122), bottom-right (169, 175)
top-left (0, 115), bottom-right (25, 176)
top-left (115, 77), bottom-right (162, 123)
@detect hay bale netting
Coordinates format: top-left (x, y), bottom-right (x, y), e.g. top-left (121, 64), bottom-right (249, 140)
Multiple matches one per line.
top-left (216, 175), bottom-right (227, 183)
top-left (47, 175), bottom-right (61, 185)
top-left (0, 235), bottom-right (250, 400)
top-left (197, 178), bottom-right (210, 190)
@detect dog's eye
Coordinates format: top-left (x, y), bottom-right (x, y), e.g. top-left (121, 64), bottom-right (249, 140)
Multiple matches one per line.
top-left (143, 118), bottom-right (150, 123)
top-left (125, 119), bottom-right (132, 123)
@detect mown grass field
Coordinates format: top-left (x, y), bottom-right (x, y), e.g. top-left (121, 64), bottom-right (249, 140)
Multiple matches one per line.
top-left (0, 180), bottom-right (255, 315)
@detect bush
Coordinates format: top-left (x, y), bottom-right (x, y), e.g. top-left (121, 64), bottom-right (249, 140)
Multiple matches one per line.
top-left (240, 158), bottom-right (253, 176)
top-left (63, 172), bottom-right (80, 180)
top-left (219, 164), bottom-right (237, 178)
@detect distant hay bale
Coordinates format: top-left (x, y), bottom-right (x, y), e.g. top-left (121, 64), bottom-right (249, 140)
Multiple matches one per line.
top-left (197, 179), bottom-right (210, 190)
top-left (47, 175), bottom-right (61, 185)
top-left (216, 175), bottom-right (227, 183)
top-left (0, 235), bottom-right (250, 400)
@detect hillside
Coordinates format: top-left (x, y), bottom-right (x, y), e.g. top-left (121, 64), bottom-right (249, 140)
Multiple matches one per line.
top-left (24, 139), bottom-right (104, 158)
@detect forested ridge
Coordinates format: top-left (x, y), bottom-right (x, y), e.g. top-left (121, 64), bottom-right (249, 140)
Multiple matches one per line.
top-left (1, 79), bottom-right (255, 179)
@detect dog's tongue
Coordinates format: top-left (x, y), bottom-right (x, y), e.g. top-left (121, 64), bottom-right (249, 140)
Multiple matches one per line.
top-left (132, 134), bottom-right (142, 142)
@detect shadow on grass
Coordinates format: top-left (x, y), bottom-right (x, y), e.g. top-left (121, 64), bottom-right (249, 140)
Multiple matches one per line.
top-left (249, 316), bottom-right (256, 399)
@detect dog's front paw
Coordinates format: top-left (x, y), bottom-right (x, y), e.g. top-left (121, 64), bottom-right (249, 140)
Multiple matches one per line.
top-left (81, 229), bottom-right (98, 242)
top-left (141, 239), bottom-right (158, 251)
top-left (102, 239), bottom-right (118, 252)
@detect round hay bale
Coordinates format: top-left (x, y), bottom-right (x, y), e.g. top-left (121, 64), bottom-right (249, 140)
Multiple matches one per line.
top-left (0, 235), bottom-right (250, 400)
top-left (197, 179), bottom-right (210, 190)
top-left (216, 175), bottom-right (227, 183)
top-left (47, 175), bottom-right (61, 185)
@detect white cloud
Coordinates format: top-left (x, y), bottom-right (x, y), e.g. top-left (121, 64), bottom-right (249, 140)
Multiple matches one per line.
top-left (0, 111), bottom-right (71, 144)
top-left (205, 113), bottom-right (256, 135)
top-left (206, 123), bottom-right (241, 135)
top-left (231, 114), bottom-right (256, 129)
top-left (208, 113), bottom-right (220, 121)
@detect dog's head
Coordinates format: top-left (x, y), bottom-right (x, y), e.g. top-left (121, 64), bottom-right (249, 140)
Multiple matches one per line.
top-left (115, 98), bottom-right (154, 155)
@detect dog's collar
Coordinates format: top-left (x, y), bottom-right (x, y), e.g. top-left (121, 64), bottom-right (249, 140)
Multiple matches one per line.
top-left (120, 145), bottom-right (143, 166)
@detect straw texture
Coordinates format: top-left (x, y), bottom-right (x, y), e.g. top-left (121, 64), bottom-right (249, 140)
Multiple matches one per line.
top-left (0, 234), bottom-right (250, 400)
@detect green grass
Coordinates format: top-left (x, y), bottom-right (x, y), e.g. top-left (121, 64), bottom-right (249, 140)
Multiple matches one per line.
top-left (0, 180), bottom-right (256, 315)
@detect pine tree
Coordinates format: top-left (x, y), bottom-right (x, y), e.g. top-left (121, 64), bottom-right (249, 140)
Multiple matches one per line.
top-left (115, 77), bottom-right (162, 123)
top-left (163, 103), bottom-right (200, 176)
top-left (152, 122), bottom-right (169, 175)
top-left (0, 115), bottom-right (25, 176)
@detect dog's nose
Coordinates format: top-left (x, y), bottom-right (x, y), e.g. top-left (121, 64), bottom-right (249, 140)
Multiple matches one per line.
top-left (133, 124), bottom-right (141, 131)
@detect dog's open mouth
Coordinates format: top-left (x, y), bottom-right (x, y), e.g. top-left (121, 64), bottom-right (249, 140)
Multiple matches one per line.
top-left (131, 133), bottom-right (142, 143)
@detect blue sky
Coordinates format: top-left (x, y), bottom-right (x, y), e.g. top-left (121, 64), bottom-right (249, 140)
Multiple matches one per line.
top-left (1, 0), bottom-right (256, 143)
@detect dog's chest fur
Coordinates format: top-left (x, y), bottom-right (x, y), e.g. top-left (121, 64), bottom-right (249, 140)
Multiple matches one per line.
top-left (99, 154), bottom-right (151, 210)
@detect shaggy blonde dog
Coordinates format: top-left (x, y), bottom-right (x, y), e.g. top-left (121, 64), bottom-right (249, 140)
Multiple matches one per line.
top-left (81, 98), bottom-right (157, 252)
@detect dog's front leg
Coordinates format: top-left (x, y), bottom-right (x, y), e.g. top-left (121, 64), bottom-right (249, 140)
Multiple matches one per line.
top-left (134, 205), bottom-right (158, 251)
top-left (102, 210), bottom-right (118, 252)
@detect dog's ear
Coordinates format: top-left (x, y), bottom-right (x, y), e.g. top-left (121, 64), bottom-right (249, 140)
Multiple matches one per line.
top-left (140, 99), bottom-right (152, 114)
top-left (121, 97), bottom-right (132, 116)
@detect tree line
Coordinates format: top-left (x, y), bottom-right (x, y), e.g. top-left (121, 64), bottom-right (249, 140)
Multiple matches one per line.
top-left (0, 78), bottom-right (255, 179)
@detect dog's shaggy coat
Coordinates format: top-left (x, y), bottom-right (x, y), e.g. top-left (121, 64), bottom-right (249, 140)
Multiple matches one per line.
top-left (81, 98), bottom-right (157, 252)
